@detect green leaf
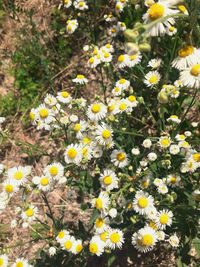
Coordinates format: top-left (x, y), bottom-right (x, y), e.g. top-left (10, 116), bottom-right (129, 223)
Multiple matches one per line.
top-left (107, 255), bottom-right (116, 267)
top-left (176, 258), bottom-right (188, 267)
top-left (192, 238), bottom-right (200, 257)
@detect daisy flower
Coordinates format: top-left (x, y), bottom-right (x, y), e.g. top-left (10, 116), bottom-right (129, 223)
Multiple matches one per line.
top-left (64, 144), bottom-right (82, 165)
top-left (2, 179), bottom-right (19, 196)
top-left (72, 74), bottom-right (88, 84)
top-left (111, 149), bottom-right (129, 168)
top-left (115, 78), bottom-right (130, 90)
top-left (36, 104), bottom-right (55, 124)
top-left (63, 0), bottom-right (72, 8)
top-left (172, 46), bottom-right (200, 70)
top-left (115, 2), bottom-right (125, 13)
top-left (167, 115), bottom-right (181, 124)
top-left (106, 229), bottom-right (124, 249)
top-left (126, 95), bottom-right (138, 108)
top-left (148, 58), bottom-right (162, 69)
top-left (166, 25), bottom-right (177, 36)
top-left (179, 64), bottom-right (200, 89)
top-left (117, 54), bottom-right (130, 68)
top-left (128, 52), bottom-right (142, 67)
top-left (155, 209), bottom-right (173, 230)
top-left (167, 174), bottom-right (181, 187)
top-left (71, 240), bottom-right (83, 254)
top-left (66, 19), bottom-right (78, 34)
top-left (57, 91), bottom-right (72, 104)
top-left (87, 102), bottom-right (107, 121)
top-left (144, 71), bottom-right (161, 87)
top-left (12, 258), bottom-right (31, 267)
top-left (72, 120), bottom-right (87, 139)
top-left (89, 236), bottom-right (105, 256)
top-left (132, 226), bottom-right (158, 253)
top-left (100, 51), bottom-right (112, 63)
top-left (7, 166), bottom-right (31, 186)
top-left (168, 233), bottom-right (180, 247)
top-left (99, 169), bottom-right (118, 191)
top-left (94, 217), bottom-right (110, 233)
top-left (158, 136), bottom-right (171, 148)
top-left (133, 190), bottom-right (154, 215)
top-left (116, 99), bottom-right (132, 114)
top-left (56, 229), bottom-right (70, 244)
top-left (112, 86), bottom-right (122, 96)
top-left (101, 43), bottom-right (114, 53)
top-left (21, 205), bottom-right (38, 223)
top-left (95, 123), bottom-right (113, 146)
top-left (157, 184), bottom-right (168, 194)
top-left (44, 162), bottom-right (64, 181)
top-left (88, 56), bottom-right (101, 68)
top-left (44, 94), bottom-right (57, 107)
top-left (175, 134), bottom-right (186, 141)
top-left (143, 1), bottom-right (178, 36)
top-left (91, 191), bottom-right (110, 211)
top-left (32, 175), bottom-right (52, 191)
top-left (107, 99), bottom-right (119, 115)
top-left (0, 254), bottom-right (8, 267)
top-left (74, 0), bottom-right (88, 10)
top-left (62, 236), bottom-right (76, 252)
top-left (169, 144), bottom-right (180, 155)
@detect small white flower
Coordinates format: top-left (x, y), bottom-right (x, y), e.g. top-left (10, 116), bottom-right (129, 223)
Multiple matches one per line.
top-left (147, 152), bottom-right (157, 161)
top-left (169, 144), bottom-right (180, 155)
top-left (144, 71), bottom-right (161, 87)
top-left (143, 139), bottom-right (152, 148)
top-left (108, 208), bottom-right (117, 218)
top-left (49, 247), bottom-right (56, 256)
top-left (168, 233), bottom-right (180, 247)
top-left (131, 148), bottom-right (140, 155)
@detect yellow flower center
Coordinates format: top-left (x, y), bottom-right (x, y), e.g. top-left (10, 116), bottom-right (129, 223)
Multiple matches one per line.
top-left (100, 231), bottom-right (108, 242)
top-left (107, 104), bottom-right (115, 112)
top-left (39, 108), bottom-right (49, 119)
top-left (76, 244), bottom-right (83, 253)
top-left (102, 129), bottom-right (111, 139)
top-left (159, 214), bottom-right (169, 224)
top-left (67, 25), bottom-right (72, 31)
top-left (104, 52), bottom-right (110, 58)
top-left (160, 138), bottom-right (170, 147)
top-left (89, 243), bottom-right (98, 254)
top-left (170, 177), bottom-right (177, 184)
top-left (58, 231), bottom-right (65, 239)
top-left (82, 147), bottom-right (88, 157)
top-left (64, 240), bottom-right (72, 250)
top-left (14, 171), bottom-right (23, 180)
top-left (79, 1), bottom-right (84, 7)
top-left (114, 87), bottom-right (120, 92)
top-left (116, 152), bottom-right (126, 161)
top-left (95, 218), bottom-right (104, 228)
top-left (149, 221), bottom-right (157, 230)
top-left (16, 262), bottom-right (24, 267)
top-left (119, 103), bottom-right (127, 111)
top-left (82, 137), bottom-right (91, 144)
top-left (67, 148), bottom-right (77, 159)
top-left (141, 234), bottom-right (153, 246)
top-left (40, 177), bottom-right (49, 186)
top-left (119, 78), bottom-right (126, 84)
top-left (95, 198), bottom-right (103, 209)
top-left (5, 184), bottom-right (14, 193)
top-left (142, 180), bottom-right (149, 188)
top-left (148, 3), bottom-right (165, 20)
top-left (61, 91), bottom-right (69, 98)
top-left (29, 111), bottom-right (35, 121)
top-left (138, 197), bottom-right (148, 208)
top-left (128, 95), bottom-right (136, 102)
top-left (25, 208), bottom-right (34, 217)
top-left (89, 57), bottom-right (95, 64)
top-left (169, 26), bottom-right (175, 32)
top-left (118, 55), bottom-right (125, 62)
top-left (190, 64), bottom-right (200, 76)
top-left (0, 259), bottom-right (4, 266)
top-left (73, 123), bottom-right (81, 132)
top-left (178, 5), bottom-right (187, 13)
top-left (110, 232), bottom-right (120, 244)
top-left (103, 175), bottom-right (112, 185)
top-left (77, 74), bottom-right (84, 79)
top-left (178, 45), bottom-right (194, 57)
top-left (91, 104), bottom-right (101, 113)
top-left (49, 166), bottom-right (58, 176)
top-left (149, 75), bottom-right (158, 84)
top-left (129, 54), bottom-right (137, 60)
top-left (192, 153), bottom-right (200, 162)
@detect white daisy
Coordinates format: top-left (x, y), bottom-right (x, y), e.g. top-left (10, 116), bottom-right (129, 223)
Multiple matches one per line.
top-left (44, 162), bottom-right (64, 181)
top-left (99, 169), bottom-right (118, 191)
top-left (21, 205), bottom-right (38, 223)
top-left (63, 0), bottom-right (72, 8)
top-left (158, 136), bottom-right (171, 148)
top-left (106, 229), bottom-right (124, 249)
top-left (155, 209), bottom-right (173, 229)
top-left (56, 229), bottom-right (70, 244)
top-left (71, 240), bottom-right (83, 254)
top-left (36, 104), bottom-right (55, 124)
top-left (167, 115), bottom-right (181, 124)
top-left (12, 258), bottom-right (31, 267)
top-left (62, 235), bottom-right (76, 252)
top-left (64, 144), bottom-right (82, 165)
top-left (148, 58), bottom-right (162, 69)
top-left (133, 190), bottom-right (154, 215)
top-left (72, 74), bottom-right (88, 84)
top-left (44, 94), bottom-right (57, 107)
top-left (0, 254), bottom-right (8, 267)
top-left (7, 166), bottom-right (31, 186)
top-left (66, 19), bottom-right (78, 34)
top-left (128, 52), bottom-right (142, 67)
top-left (144, 71), bottom-right (161, 87)
top-left (74, 0), bottom-right (88, 10)
top-left (126, 95), bottom-right (138, 108)
top-left (111, 149), bottom-right (129, 168)
top-left (32, 175), bottom-right (52, 191)
top-left (169, 144), bottom-right (180, 155)
top-left (112, 86), bottom-right (123, 96)
top-left (91, 191), bottom-right (110, 211)
top-left (115, 78), bottom-right (130, 90)
top-left (88, 56), bottom-right (101, 68)
top-left (117, 54), bottom-right (130, 69)
top-left (95, 123), bottom-right (113, 146)
top-left (57, 91), bottom-right (72, 104)
top-left (94, 217), bottom-right (110, 233)
top-left (89, 236), bottom-right (105, 256)
top-left (179, 64), bottom-right (200, 89)
top-left (168, 233), bottom-right (180, 247)
top-left (167, 174), bottom-right (181, 187)
top-left (87, 102), bottom-right (107, 121)
top-left (157, 184), bottom-right (168, 194)
top-left (2, 179), bottom-right (19, 196)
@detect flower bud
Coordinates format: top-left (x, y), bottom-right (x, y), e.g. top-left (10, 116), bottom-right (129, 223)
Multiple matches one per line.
top-left (157, 91), bottom-right (169, 104)
top-left (124, 30), bottom-right (139, 42)
top-left (139, 43), bottom-right (151, 52)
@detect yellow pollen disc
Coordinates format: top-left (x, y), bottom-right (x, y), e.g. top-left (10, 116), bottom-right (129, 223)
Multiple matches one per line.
top-left (138, 197), bottom-right (148, 208)
top-left (170, 115), bottom-right (178, 119)
top-left (178, 5), bottom-right (187, 13)
top-left (149, 221), bottom-right (157, 230)
top-left (64, 240), bottom-right (72, 250)
top-left (100, 231), bottom-right (108, 242)
top-left (14, 171), bottom-right (23, 180)
top-left (91, 104), bottom-right (101, 113)
top-left (95, 198), bottom-right (103, 209)
top-left (103, 175), bottom-right (112, 185)
top-left (160, 138), bottom-right (170, 147)
top-left (77, 74), bottom-right (84, 79)
top-left (82, 147), bottom-right (88, 156)
top-left (25, 208), bottom-right (34, 217)
top-left (67, 148), bottom-right (77, 159)
top-left (102, 129), bottom-right (111, 139)
top-left (149, 75), bottom-right (158, 84)
top-left (148, 3), bottom-right (165, 20)
top-left (29, 111), bottom-right (35, 121)
top-left (159, 214), bottom-right (169, 224)
top-left (117, 152), bottom-right (125, 161)
top-left (82, 137), bottom-right (91, 144)
top-left (95, 218), bottom-right (104, 228)
top-left (40, 177), bottom-right (49, 186)
top-left (129, 54), bottom-right (137, 60)
top-left (169, 26), bottom-right (175, 32)
top-left (119, 79), bottom-right (126, 84)
top-left (192, 153), bottom-right (200, 162)
top-left (79, 2), bottom-right (84, 7)
top-left (170, 177), bottom-right (177, 184)
top-left (105, 44), bottom-right (111, 48)
top-left (16, 262), bottom-right (24, 267)
top-left (58, 231), bottom-right (65, 239)
top-left (0, 259), bottom-right (4, 266)
top-left (128, 95), bottom-right (136, 102)
top-left (118, 55), bottom-right (125, 62)
top-left (190, 64), bottom-right (200, 76)
top-left (110, 232), bottom-right (120, 244)
top-left (108, 104), bottom-right (115, 112)
top-left (61, 91), bottom-right (69, 98)
top-left (104, 52), bottom-right (110, 58)
top-left (116, 4), bottom-right (121, 10)
top-left (178, 45), bottom-right (194, 57)
top-left (142, 180), bottom-right (149, 188)
top-left (114, 87), bottom-right (120, 92)
top-left (141, 234), bottom-right (153, 246)
top-left (119, 103), bottom-right (127, 111)
top-left (76, 244), bottom-right (83, 253)
top-left (67, 25), bottom-right (72, 31)
top-left (39, 108), bottom-right (49, 119)
top-left (73, 123), bottom-right (81, 132)
top-left (89, 243), bottom-right (98, 254)
top-left (5, 184), bottom-right (14, 193)
top-left (89, 57), bottom-right (95, 64)
top-left (49, 166), bottom-right (58, 176)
